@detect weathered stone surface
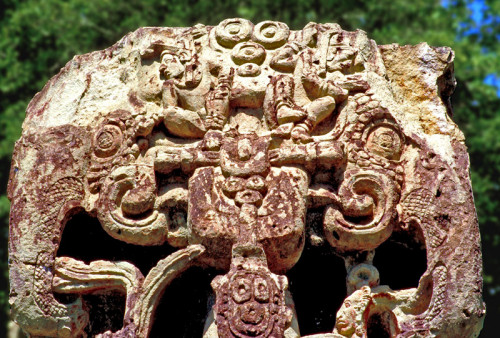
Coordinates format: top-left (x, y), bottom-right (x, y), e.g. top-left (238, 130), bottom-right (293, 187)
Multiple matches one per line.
top-left (8, 19), bottom-right (485, 337)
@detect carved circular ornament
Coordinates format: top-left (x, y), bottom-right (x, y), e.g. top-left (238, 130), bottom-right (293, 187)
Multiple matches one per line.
top-left (215, 18), bottom-right (253, 48)
top-left (252, 21), bottom-right (290, 49)
top-left (93, 123), bottom-right (123, 158)
top-left (231, 42), bottom-right (266, 65)
top-left (365, 125), bottom-right (403, 161)
top-left (222, 271), bottom-right (283, 337)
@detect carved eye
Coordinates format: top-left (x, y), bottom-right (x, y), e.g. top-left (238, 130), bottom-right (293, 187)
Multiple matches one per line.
top-left (231, 277), bottom-right (252, 303)
top-left (365, 126), bottom-right (403, 160)
top-left (160, 53), bottom-right (174, 64)
top-left (216, 18), bottom-right (253, 48)
top-left (246, 175), bottom-right (266, 192)
top-left (93, 124), bottom-right (123, 158)
top-left (223, 176), bottom-right (246, 196)
top-left (161, 52), bottom-right (185, 65)
top-left (253, 277), bottom-right (269, 302)
top-left (253, 21), bottom-right (289, 49)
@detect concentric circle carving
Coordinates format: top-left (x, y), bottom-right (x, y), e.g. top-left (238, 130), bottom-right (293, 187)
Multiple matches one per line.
top-left (365, 124), bottom-right (403, 161)
top-left (231, 42), bottom-right (266, 65)
top-left (93, 124), bottom-right (123, 158)
top-left (252, 21), bottom-right (289, 49)
top-left (215, 18), bottom-right (253, 48)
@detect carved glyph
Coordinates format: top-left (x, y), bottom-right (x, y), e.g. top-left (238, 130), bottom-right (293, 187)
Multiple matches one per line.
top-left (8, 19), bottom-right (485, 337)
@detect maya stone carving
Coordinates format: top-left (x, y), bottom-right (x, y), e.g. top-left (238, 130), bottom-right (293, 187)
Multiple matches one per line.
top-left (8, 19), bottom-right (485, 337)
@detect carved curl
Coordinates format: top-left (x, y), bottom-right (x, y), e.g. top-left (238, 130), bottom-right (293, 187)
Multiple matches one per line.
top-left (323, 169), bottom-right (399, 251)
top-left (97, 164), bottom-right (168, 246)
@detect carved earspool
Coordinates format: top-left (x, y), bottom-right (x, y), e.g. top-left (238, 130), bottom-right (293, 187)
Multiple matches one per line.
top-left (8, 19), bottom-right (485, 337)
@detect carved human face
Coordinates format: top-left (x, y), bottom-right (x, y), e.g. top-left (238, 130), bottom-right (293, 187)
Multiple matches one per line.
top-left (326, 34), bottom-right (356, 72)
top-left (226, 272), bottom-right (276, 336)
top-left (335, 299), bottom-right (357, 336)
top-left (161, 53), bottom-right (185, 79)
top-left (270, 45), bottom-right (299, 72)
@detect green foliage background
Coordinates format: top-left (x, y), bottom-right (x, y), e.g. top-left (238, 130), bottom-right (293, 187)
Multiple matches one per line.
top-left (1, 0), bottom-right (499, 336)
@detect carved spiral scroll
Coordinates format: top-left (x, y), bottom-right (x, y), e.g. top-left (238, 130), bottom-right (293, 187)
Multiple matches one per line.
top-left (97, 164), bottom-right (168, 245)
top-left (323, 169), bottom-right (399, 251)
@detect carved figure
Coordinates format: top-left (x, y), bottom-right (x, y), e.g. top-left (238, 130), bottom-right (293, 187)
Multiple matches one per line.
top-left (8, 20), bottom-right (485, 337)
top-left (160, 31), bottom-right (235, 136)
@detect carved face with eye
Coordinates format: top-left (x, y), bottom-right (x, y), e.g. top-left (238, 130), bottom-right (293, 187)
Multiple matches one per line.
top-left (270, 43), bottom-right (302, 72)
top-left (161, 49), bottom-right (202, 88)
top-left (161, 53), bottom-right (185, 80)
top-left (326, 33), bottom-right (357, 72)
top-left (366, 125), bottom-right (403, 161)
top-left (335, 299), bottom-right (357, 336)
top-left (228, 272), bottom-right (274, 336)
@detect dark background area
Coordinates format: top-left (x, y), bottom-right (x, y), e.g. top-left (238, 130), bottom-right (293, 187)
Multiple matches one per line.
top-left (1, 0), bottom-right (499, 336)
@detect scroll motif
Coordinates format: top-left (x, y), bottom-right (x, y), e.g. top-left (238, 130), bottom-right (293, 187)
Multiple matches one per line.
top-left (8, 19), bottom-right (484, 338)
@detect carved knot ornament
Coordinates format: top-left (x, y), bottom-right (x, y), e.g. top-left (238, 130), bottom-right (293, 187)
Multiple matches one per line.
top-left (8, 19), bottom-right (485, 337)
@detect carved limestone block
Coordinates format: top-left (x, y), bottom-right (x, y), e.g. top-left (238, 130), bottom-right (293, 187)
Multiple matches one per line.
top-left (8, 19), bottom-right (485, 337)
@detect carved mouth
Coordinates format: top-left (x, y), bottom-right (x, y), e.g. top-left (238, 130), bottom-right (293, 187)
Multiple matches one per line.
top-left (240, 302), bottom-right (265, 325)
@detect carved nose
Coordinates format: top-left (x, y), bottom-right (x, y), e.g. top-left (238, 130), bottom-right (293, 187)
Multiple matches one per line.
top-left (238, 138), bottom-right (252, 160)
top-left (240, 302), bottom-right (265, 325)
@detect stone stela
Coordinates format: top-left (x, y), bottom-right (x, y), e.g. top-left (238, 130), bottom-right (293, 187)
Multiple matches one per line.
top-left (8, 19), bottom-right (485, 337)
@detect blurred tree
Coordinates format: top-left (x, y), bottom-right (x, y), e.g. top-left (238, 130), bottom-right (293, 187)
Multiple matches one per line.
top-left (1, 0), bottom-right (499, 336)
